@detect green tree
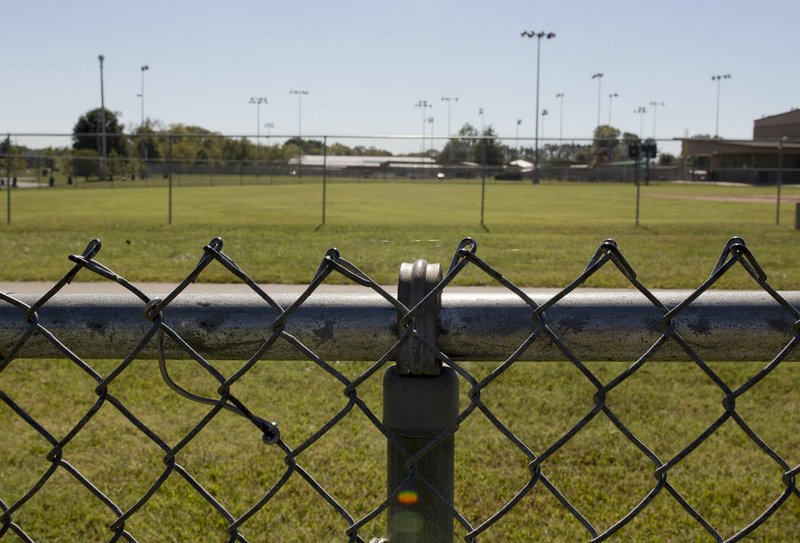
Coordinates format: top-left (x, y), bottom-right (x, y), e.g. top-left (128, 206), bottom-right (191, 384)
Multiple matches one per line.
top-left (353, 145), bottom-right (392, 157)
top-left (658, 153), bottom-right (676, 165)
top-left (327, 143), bottom-right (354, 156)
top-left (475, 126), bottom-right (505, 166)
top-left (132, 119), bottom-right (163, 162)
top-left (0, 137), bottom-right (28, 176)
top-left (72, 148), bottom-right (99, 180)
top-left (438, 124), bottom-right (479, 165)
top-left (592, 125), bottom-right (621, 164)
top-left (72, 108), bottom-right (129, 158)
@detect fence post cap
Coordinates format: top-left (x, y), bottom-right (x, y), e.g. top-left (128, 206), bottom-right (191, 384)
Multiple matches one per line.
top-left (396, 259), bottom-right (441, 375)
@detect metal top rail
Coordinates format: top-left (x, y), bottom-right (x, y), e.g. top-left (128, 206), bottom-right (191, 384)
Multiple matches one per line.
top-left (2, 290), bottom-right (798, 362)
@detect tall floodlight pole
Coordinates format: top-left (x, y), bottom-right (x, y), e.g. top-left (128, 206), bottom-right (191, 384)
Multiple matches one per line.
top-left (441, 96), bottom-right (458, 137)
top-left (516, 119), bottom-right (522, 158)
top-left (541, 109), bottom-right (548, 140)
top-left (427, 117), bottom-right (435, 152)
top-left (137, 64), bottom-right (149, 164)
top-left (608, 93), bottom-right (618, 126)
top-left (289, 90), bottom-right (308, 138)
top-left (415, 100), bottom-right (431, 155)
top-left (98, 54), bottom-right (107, 180)
top-left (634, 107), bottom-right (647, 139)
top-left (522, 30), bottom-right (556, 185)
top-left (591, 73), bottom-right (603, 128)
top-left (649, 101), bottom-right (665, 140)
top-left (250, 97), bottom-right (268, 175)
top-left (712, 74), bottom-right (731, 138)
top-left (290, 90), bottom-right (308, 178)
top-left (555, 92), bottom-right (564, 141)
top-left (139, 65), bottom-right (149, 127)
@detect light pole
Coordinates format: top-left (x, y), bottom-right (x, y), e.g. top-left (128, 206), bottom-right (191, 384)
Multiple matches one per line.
top-left (608, 93), bottom-right (618, 126)
top-left (415, 100), bottom-right (431, 155)
top-left (265, 122), bottom-right (275, 179)
top-left (289, 90), bottom-right (308, 139)
top-left (98, 54), bottom-right (107, 180)
top-left (556, 92), bottom-right (564, 141)
top-left (649, 101), bottom-right (665, 140)
top-left (522, 30), bottom-right (556, 185)
top-left (250, 97), bottom-right (268, 175)
top-left (137, 64), bottom-right (149, 166)
top-left (592, 72), bottom-right (603, 128)
top-left (427, 117), bottom-right (434, 153)
top-left (712, 74), bottom-right (731, 138)
top-left (541, 109), bottom-right (548, 140)
top-left (441, 96), bottom-right (458, 137)
top-left (139, 65), bottom-right (149, 127)
top-left (634, 106), bottom-right (647, 139)
top-left (516, 119), bottom-right (522, 159)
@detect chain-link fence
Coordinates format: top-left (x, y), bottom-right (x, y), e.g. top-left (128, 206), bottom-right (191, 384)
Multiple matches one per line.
top-left (1, 236), bottom-right (799, 541)
top-left (4, 132), bottom-right (799, 187)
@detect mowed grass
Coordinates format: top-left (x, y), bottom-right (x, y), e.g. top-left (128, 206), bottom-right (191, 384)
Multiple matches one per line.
top-left (2, 179), bottom-right (800, 541)
top-left (2, 359), bottom-right (799, 541)
top-left (0, 178), bottom-right (798, 288)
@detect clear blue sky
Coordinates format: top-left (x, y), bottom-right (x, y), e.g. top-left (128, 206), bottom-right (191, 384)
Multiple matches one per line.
top-left (2, 0), bottom-right (798, 155)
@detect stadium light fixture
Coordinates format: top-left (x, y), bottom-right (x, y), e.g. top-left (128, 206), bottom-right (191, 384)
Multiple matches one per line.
top-left (608, 93), bottom-right (618, 126)
top-left (555, 92), bottom-right (564, 142)
top-left (712, 74), bottom-right (732, 138)
top-left (415, 100), bottom-right (431, 155)
top-left (649, 101), bottom-right (665, 140)
top-left (250, 97), bottom-right (268, 175)
top-left (522, 30), bottom-right (556, 184)
top-left (441, 96), bottom-right (458, 137)
top-left (634, 106), bottom-right (647, 139)
top-left (139, 65), bottom-right (149, 128)
top-left (541, 109), bottom-right (549, 140)
top-left (98, 54), bottom-right (107, 180)
top-left (591, 73), bottom-right (603, 128)
top-left (289, 90), bottom-right (309, 139)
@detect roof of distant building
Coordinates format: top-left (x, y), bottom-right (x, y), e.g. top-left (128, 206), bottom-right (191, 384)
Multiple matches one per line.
top-left (288, 155), bottom-right (436, 169)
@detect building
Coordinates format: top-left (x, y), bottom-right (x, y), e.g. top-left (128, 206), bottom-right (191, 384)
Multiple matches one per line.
top-left (754, 109), bottom-right (800, 140)
top-left (287, 155), bottom-right (481, 179)
top-left (682, 109), bottom-right (800, 184)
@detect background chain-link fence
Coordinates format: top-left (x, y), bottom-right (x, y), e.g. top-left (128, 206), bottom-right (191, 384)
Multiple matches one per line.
top-left (1, 236), bottom-right (799, 541)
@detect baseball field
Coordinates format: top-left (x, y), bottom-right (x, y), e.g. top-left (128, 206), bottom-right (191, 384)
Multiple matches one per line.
top-left (2, 179), bottom-right (799, 541)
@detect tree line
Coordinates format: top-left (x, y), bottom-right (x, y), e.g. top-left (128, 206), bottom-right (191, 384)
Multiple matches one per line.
top-left (1, 109), bottom-right (676, 181)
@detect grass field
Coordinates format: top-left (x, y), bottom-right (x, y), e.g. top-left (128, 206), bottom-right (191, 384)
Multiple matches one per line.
top-left (2, 179), bottom-right (800, 541)
top-left (0, 178), bottom-right (799, 289)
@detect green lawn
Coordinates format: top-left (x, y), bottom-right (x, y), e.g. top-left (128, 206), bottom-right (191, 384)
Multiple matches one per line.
top-left (0, 179), bottom-right (799, 289)
top-left (1, 179), bottom-right (799, 541)
top-left (2, 359), bottom-right (798, 541)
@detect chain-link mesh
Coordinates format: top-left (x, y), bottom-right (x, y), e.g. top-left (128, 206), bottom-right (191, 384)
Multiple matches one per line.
top-left (1, 236), bottom-right (798, 541)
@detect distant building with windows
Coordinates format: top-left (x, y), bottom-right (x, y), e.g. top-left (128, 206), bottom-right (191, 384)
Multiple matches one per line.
top-left (682, 108), bottom-right (800, 184)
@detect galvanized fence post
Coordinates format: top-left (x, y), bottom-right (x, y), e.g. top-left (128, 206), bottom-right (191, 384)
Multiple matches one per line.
top-left (5, 134), bottom-right (10, 225)
top-left (384, 259), bottom-right (458, 542)
top-left (168, 135), bottom-right (173, 225)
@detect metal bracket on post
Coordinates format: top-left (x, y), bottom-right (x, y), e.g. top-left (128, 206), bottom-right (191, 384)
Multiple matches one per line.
top-left (384, 259), bottom-right (457, 542)
top-left (396, 259), bottom-right (442, 376)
